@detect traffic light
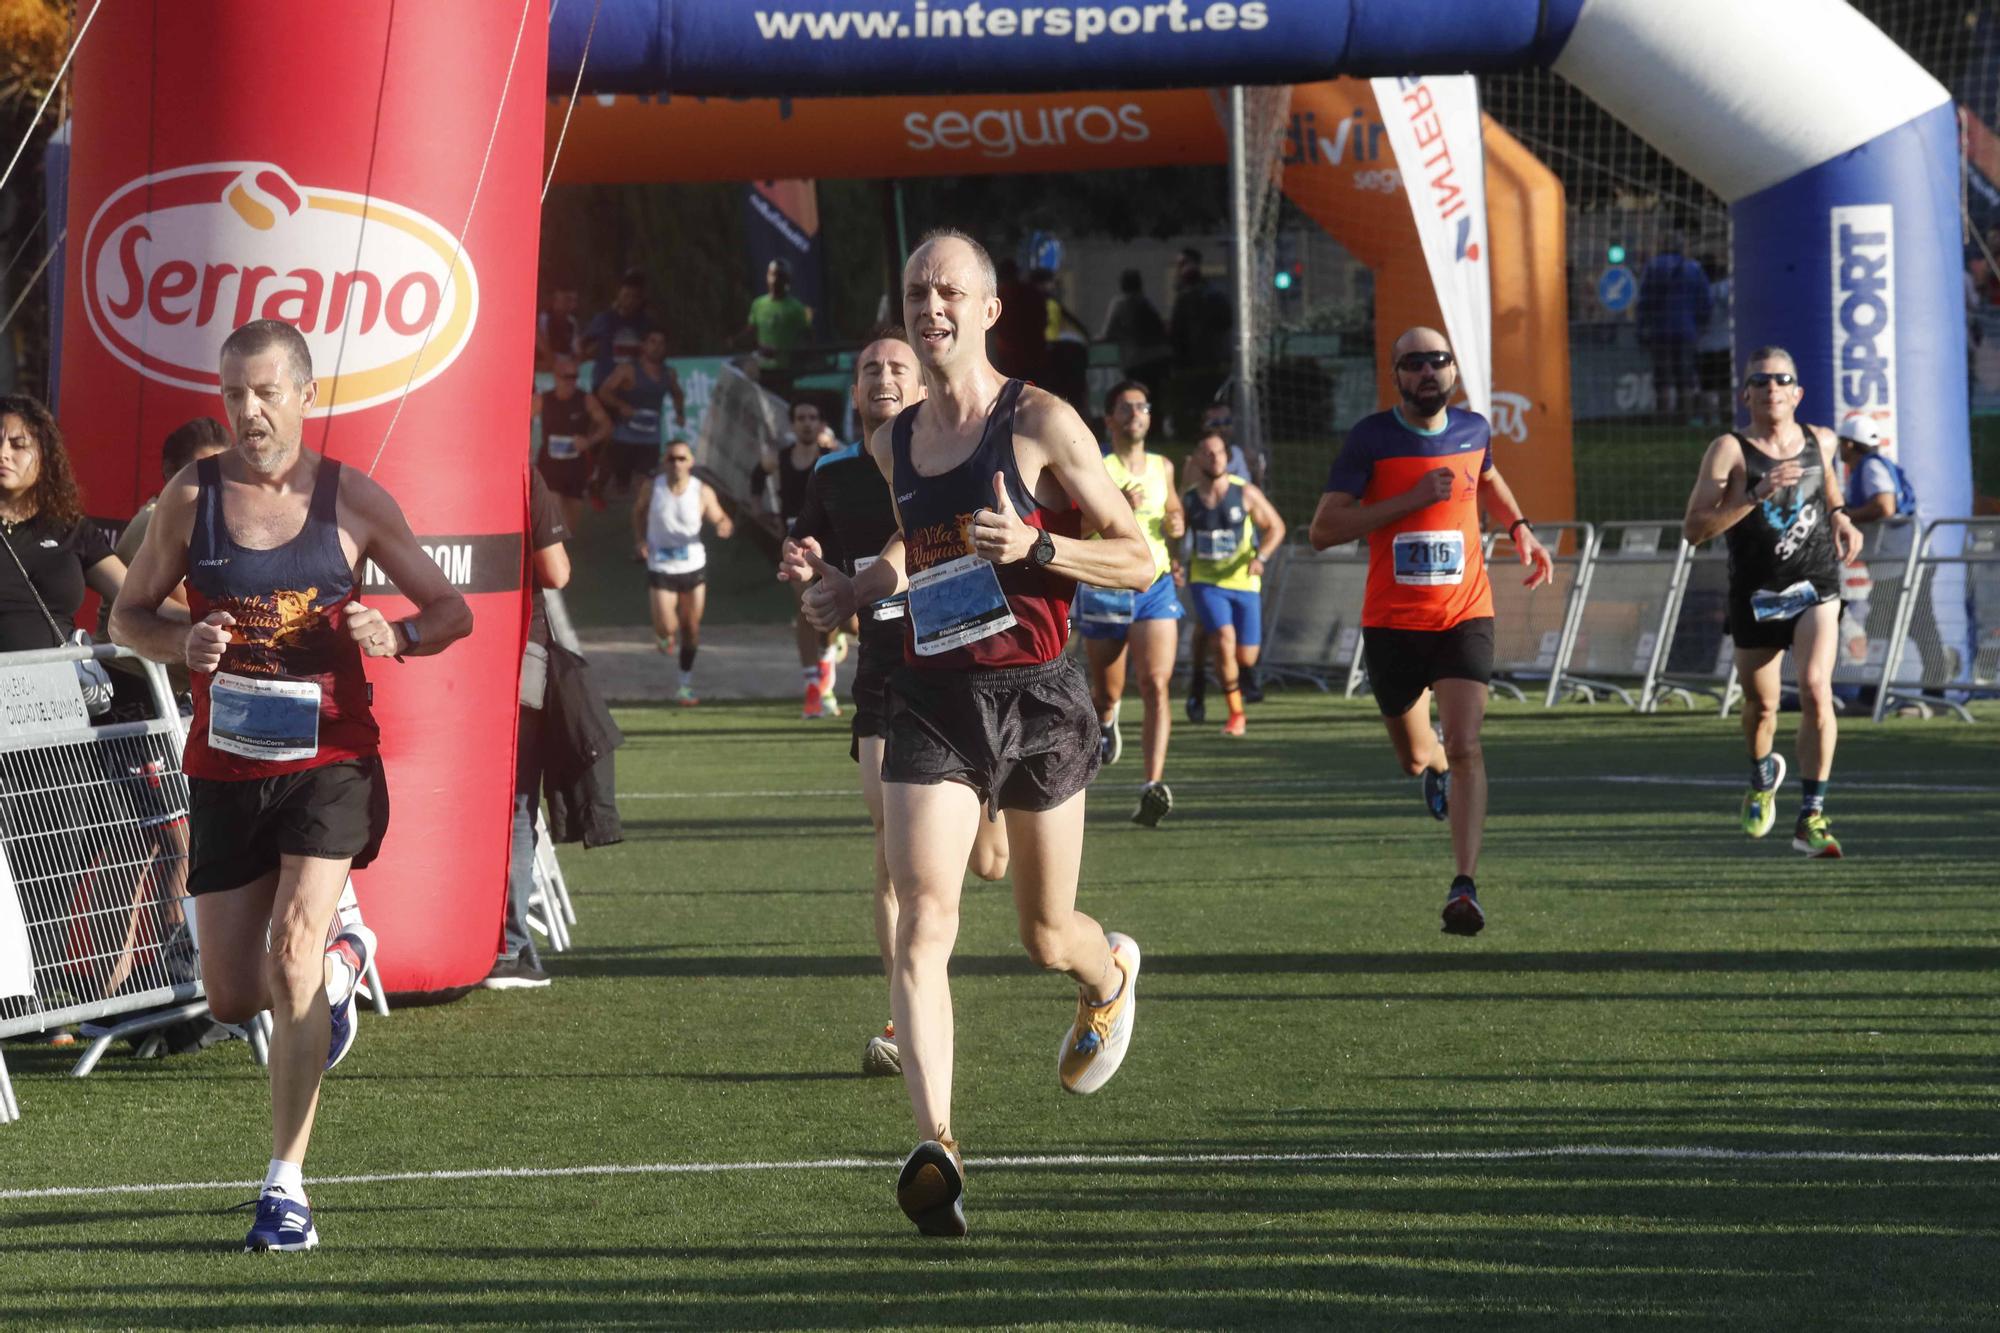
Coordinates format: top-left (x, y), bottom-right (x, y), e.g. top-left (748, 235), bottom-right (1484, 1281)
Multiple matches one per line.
top-left (1607, 243), bottom-right (1627, 264)
top-left (1273, 261), bottom-right (1302, 291)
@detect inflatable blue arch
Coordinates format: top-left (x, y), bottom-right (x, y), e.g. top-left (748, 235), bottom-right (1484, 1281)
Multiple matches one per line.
top-left (550, 0), bottom-right (1971, 522)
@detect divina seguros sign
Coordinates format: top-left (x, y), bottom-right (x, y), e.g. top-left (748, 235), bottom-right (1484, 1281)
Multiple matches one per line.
top-left (81, 163), bottom-right (478, 416)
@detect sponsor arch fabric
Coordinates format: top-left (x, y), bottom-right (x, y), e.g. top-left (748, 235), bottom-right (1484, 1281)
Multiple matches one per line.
top-left (61, 1), bottom-right (546, 993)
top-left (544, 82), bottom-right (1575, 523)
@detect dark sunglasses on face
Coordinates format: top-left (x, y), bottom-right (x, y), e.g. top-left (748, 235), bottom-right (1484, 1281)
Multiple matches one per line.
top-left (1397, 351), bottom-right (1455, 372)
top-left (1745, 372), bottom-right (1797, 387)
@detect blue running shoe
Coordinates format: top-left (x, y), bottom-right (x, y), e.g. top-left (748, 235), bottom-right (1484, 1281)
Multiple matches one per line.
top-left (1441, 876), bottom-right (1484, 936)
top-left (1422, 767), bottom-right (1450, 821)
top-left (325, 922), bottom-right (376, 1071)
top-left (241, 1189), bottom-right (318, 1253)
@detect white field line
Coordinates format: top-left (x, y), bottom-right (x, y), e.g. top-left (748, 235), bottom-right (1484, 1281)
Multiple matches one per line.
top-left (621, 774), bottom-right (2000, 800)
top-left (4, 1144), bottom-right (1994, 1203)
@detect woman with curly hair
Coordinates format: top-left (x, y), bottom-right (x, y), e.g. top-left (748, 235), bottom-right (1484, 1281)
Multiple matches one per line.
top-left (0, 393), bottom-right (125, 652)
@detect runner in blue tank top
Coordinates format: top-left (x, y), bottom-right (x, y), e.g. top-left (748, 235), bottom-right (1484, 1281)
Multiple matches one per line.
top-left (779, 231), bottom-right (1154, 1238)
top-left (111, 320), bottom-right (472, 1254)
top-left (596, 327), bottom-right (685, 494)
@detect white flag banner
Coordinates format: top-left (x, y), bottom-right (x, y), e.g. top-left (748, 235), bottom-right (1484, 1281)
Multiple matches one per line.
top-left (0, 847), bottom-right (34, 1002)
top-left (1371, 74), bottom-right (1493, 418)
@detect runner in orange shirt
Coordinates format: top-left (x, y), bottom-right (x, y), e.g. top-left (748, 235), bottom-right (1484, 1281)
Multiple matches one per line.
top-left (1308, 327), bottom-right (1551, 935)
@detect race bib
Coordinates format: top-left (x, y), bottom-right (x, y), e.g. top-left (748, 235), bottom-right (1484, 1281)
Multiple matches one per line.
top-left (545, 433), bottom-right (579, 461)
top-left (1075, 583), bottom-right (1135, 626)
top-left (1392, 530), bottom-right (1465, 586)
top-left (854, 554), bottom-right (906, 622)
top-left (907, 554), bottom-right (1016, 656)
top-left (208, 672), bottom-right (320, 763)
top-left (627, 408), bottom-right (661, 437)
top-left (1195, 528), bottom-right (1242, 561)
top-left (647, 541), bottom-right (704, 575)
top-left (1750, 578), bottom-right (1825, 623)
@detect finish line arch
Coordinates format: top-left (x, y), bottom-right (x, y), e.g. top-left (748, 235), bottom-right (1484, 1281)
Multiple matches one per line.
top-left (56, 0), bottom-right (1965, 991)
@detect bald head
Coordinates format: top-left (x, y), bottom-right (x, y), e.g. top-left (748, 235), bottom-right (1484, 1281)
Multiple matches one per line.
top-left (903, 230), bottom-right (1001, 368)
top-left (1391, 325), bottom-right (1456, 419)
top-left (906, 230), bottom-right (997, 300)
top-left (1392, 326), bottom-right (1450, 360)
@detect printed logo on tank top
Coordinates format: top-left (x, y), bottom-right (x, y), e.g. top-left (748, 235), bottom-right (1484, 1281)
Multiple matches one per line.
top-left (214, 585), bottom-right (352, 679)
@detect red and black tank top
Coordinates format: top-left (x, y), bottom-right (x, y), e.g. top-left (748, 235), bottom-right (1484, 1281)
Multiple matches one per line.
top-left (891, 378), bottom-right (1082, 670)
top-left (183, 455), bottom-right (379, 780)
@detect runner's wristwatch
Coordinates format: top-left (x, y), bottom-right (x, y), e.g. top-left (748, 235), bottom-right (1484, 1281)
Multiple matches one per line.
top-left (1027, 530), bottom-right (1056, 568)
top-left (395, 618), bottom-right (421, 657)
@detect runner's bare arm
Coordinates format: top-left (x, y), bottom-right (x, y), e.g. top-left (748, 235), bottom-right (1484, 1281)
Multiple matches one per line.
top-left (982, 389), bottom-right (1153, 591)
top-left (1682, 432), bottom-right (1762, 545)
top-left (1244, 483), bottom-right (1287, 563)
top-left (596, 364), bottom-right (634, 419)
top-left (1161, 464), bottom-right (1187, 541)
top-left (701, 483), bottom-right (734, 540)
top-left (343, 472), bottom-right (472, 659)
top-left (1308, 468), bottom-right (1454, 549)
top-left (583, 392), bottom-right (614, 445)
top-left (109, 471), bottom-right (205, 665)
top-left (1479, 465), bottom-right (1554, 589)
top-left (1813, 425), bottom-right (1864, 562)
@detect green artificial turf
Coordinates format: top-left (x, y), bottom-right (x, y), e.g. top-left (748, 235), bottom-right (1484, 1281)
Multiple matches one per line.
top-left (3, 695), bottom-right (1996, 1329)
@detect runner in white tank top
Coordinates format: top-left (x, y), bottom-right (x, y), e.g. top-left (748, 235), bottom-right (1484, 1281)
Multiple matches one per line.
top-left (630, 443), bottom-right (733, 703)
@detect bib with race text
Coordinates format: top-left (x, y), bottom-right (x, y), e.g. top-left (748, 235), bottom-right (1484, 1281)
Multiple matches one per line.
top-left (208, 672), bottom-right (321, 763)
top-left (1392, 530), bottom-right (1465, 586)
top-left (908, 553), bottom-right (1016, 656)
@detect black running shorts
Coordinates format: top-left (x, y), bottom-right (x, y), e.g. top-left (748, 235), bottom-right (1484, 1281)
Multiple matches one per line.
top-left (1725, 587), bottom-right (1840, 652)
top-left (186, 757), bottom-right (390, 895)
top-left (848, 627), bottom-right (905, 762)
top-left (647, 568), bottom-right (706, 593)
top-left (536, 453), bottom-right (592, 500)
top-left (880, 654), bottom-right (1101, 812)
top-left (1362, 616), bottom-right (1496, 717)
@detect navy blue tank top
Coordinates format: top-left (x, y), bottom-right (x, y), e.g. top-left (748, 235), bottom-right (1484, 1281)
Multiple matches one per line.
top-left (891, 378), bottom-right (1082, 670)
top-left (183, 455), bottom-right (378, 779)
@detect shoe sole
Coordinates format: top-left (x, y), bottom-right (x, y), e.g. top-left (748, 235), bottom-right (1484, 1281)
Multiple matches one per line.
top-left (1059, 933), bottom-right (1140, 1095)
top-left (897, 1142), bottom-right (967, 1237)
top-left (1441, 894), bottom-right (1485, 936)
top-left (1790, 838), bottom-right (1843, 859)
top-left (245, 1230), bottom-right (319, 1254)
top-left (1423, 770), bottom-right (1449, 822)
top-left (479, 976), bottom-right (552, 990)
top-left (1104, 725), bottom-right (1123, 766)
top-left (1742, 755), bottom-right (1787, 838)
top-left (1132, 786), bottom-right (1172, 827)
top-left (862, 1036), bottom-right (901, 1077)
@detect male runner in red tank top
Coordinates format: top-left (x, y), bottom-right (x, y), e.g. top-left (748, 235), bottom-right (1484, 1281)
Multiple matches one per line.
top-left (782, 231), bottom-right (1154, 1237)
top-left (111, 320), bottom-right (472, 1252)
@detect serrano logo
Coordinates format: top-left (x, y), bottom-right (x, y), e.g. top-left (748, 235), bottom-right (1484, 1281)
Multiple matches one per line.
top-left (903, 103), bottom-right (1148, 159)
top-left (82, 163), bottom-right (478, 415)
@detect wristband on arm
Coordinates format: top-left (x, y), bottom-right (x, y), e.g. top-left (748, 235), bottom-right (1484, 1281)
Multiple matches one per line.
top-left (1508, 518), bottom-right (1533, 539)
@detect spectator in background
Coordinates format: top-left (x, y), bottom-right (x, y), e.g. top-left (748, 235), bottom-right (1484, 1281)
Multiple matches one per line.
top-left (1695, 253), bottom-right (1734, 425)
top-left (0, 394), bottom-right (126, 654)
top-left (116, 417), bottom-right (230, 570)
top-left (596, 328), bottom-right (685, 496)
top-left (1099, 267), bottom-right (1172, 396)
top-left (583, 272), bottom-right (648, 388)
top-left (485, 469), bottom-right (571, 990)
top-left (742, 258), bottom-right (813, 398)
top-left (1178, 397), bottom-right (1259, 494)
top-left (1636, 232), bottom-right (1710, 424)
top-left (533, 353), bottom-right (613, 532)
top-left (536, 283), bottom-right (582, 373)
top-left (1036, 266), bottom-right (1093, 420)
top-left (1838, 414), bottom-right (1946, 684)
top-left (990, 257), bottom-right (1047, 383)
top-left (1168, 247), bottom-right (1232, 441)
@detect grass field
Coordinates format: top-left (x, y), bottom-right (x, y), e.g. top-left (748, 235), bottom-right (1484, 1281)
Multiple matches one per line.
top-left (3, 694), bottom-right (1998, 1329)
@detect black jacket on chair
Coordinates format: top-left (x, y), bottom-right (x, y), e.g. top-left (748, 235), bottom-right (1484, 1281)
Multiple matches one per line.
top-left (540, 641), bottom-right (624, 848)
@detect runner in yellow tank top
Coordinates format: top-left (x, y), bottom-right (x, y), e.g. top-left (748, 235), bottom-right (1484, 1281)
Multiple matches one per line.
top-left (1076, 380), bottom-right (1185, 827)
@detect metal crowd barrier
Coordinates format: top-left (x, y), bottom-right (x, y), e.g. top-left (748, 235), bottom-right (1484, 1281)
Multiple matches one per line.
top-left (1874, 518), bottom-right (2000, 723)
top-left (1258, 536), bottom-right (1370, 696)
top-left (1484, 521), bottom-right (1593, 706)
top-left (1552, 522), bottom-right (1691, 710)
top-left (0, 644), bottom-right (195, 1122)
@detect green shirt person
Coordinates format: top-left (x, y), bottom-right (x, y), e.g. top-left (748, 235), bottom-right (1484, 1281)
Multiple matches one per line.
top-left (744, 259), bottom-right (813, 375)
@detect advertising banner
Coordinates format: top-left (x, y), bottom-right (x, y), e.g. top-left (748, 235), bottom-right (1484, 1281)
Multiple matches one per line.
top-left (1371, 74), bottom-right (1492, 418)
top-left (62, 1), bottom-right (549, 993)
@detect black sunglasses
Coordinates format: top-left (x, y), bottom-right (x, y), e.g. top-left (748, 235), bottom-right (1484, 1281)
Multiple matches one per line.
top-left (1397, 351), bottom-right (1455, 372)
top-left (1744, 372), bottom-right (1797, 387)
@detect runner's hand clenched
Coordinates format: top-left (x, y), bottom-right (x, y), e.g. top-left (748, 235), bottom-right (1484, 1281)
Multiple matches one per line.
top-left (343, 602), bottom-right (404, 658)
top-left (186, 611), bottom-right (234, 674)
top-left (970, 472), bottom-right (1033, 565)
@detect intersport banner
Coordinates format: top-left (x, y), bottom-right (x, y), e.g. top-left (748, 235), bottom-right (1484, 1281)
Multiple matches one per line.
top-left (62, 0), bottom-right (549, 994)
top-left (1371, 75), bottom-right (1492, 419)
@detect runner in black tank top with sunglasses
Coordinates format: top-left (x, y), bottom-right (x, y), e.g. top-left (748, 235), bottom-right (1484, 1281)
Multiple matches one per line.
top-left (780, 233), bottom-right (1155, 1238)
top-left (1683, 347), bottom-right (1862, 861)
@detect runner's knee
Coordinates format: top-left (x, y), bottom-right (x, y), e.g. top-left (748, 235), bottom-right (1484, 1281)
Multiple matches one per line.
top-left (1444, 732), bottom-right (1482, 767)
top-left (969, 841), bottom-right (1008, 882)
